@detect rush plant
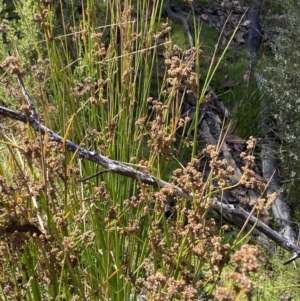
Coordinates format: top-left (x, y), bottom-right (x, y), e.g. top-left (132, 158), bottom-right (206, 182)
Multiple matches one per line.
top-left (0, 1), bottom-right (285, 300)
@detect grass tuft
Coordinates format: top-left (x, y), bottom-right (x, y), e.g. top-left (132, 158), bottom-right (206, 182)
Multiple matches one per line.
top-left (0, 0), bottom-right (299, 300)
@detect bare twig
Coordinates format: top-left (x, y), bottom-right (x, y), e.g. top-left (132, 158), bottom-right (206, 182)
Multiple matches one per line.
top-left (17, 76), bottom-right (38, 119)
top-left (79, 169), bottom-right (113, 182)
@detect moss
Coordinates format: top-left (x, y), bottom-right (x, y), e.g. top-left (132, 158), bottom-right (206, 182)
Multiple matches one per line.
top-left (169, 19), bottom-right (190, 49)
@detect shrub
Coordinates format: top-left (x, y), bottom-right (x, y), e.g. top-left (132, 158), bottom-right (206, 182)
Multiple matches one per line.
top-left (263, 0), bottom-right (300, 204)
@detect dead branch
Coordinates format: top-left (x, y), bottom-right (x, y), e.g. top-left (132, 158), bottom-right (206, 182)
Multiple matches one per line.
top-left (1, 103), bottom-right (300, 264)
top-left (0, 105), bottom-right (232, 209)
top-left (163, 0), bottom-right (194, 48)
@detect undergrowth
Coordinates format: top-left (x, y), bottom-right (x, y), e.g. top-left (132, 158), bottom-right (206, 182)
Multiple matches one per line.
top-left (0, 0), bottom-right (297, 300)
top-left (262, 0), bottom-right (300, 205)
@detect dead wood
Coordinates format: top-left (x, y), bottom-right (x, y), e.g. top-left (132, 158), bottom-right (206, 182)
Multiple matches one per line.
top-left (1, 78), bottom-right (300, 264)
top-left (1, 95), bottom-right (299, 265)
top-left (243, 0), bottom-right (297, 247)
top-left (163, 0), bottom-right (194, 48)
top-left (0, 104), bottom-right (232, 211)
top-left (248, 0), bottom-right (263, 56)
top-left (255, 72), bottom-right (296, 244)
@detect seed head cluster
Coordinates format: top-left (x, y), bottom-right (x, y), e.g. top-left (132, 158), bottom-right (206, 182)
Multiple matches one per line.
top-left (215, 245), bottom-right (262, 301)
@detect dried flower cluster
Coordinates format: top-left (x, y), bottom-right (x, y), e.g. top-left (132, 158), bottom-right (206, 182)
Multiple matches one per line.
top-left (0, 131), bottom-right (109, 298)
top-left (146, 99), bottom-right (176, 156)
top-left (1, 56), bottom-right (24, 77)
top-left (164, 45), bottom-right (201, 94)
top-left (215, 244), bottom-right (262, 301)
